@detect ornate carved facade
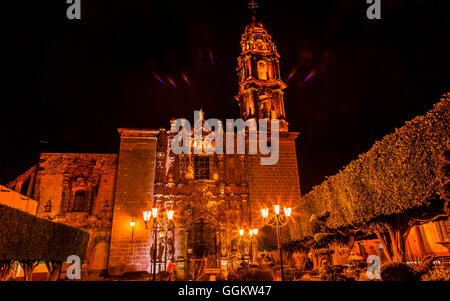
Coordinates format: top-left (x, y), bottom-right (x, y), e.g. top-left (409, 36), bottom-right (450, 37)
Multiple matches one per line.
top-left (152, 128), bottom-right (253, 274)
top-left (7, 13), bottom-right (302, 279)
top-left (9, 154), bottom-right (119, 279)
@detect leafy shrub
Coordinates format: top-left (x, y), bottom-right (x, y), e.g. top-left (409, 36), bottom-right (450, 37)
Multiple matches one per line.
top-left (315, 248), bottom-right (334, 255)
top-left (381, 262), bottom-right (420, 281)
top-left (421, 268), bottom-right (450, 281)
top-left (240, 269), bottom-right (275, 281)
top-left (289, 252), bottom-right (309, 270)
top-left (413, 256), bottom-right (435, 276)
top-left (318, 264), bottom-right (353, 281)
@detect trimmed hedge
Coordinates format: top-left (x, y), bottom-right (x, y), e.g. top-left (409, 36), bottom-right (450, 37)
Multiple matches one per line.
top-left (438, 140), bottom-right (450, 215)
top-left (295, 95), bottom-right (449, 237)
top-left (0, 204), bottom-right (89, 262)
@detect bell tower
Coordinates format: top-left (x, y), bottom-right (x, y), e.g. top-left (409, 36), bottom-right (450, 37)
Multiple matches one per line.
top-left (235, 0), bottom-right (289, 131)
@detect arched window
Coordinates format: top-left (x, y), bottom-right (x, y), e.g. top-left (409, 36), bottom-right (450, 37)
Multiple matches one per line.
top-left (72, 190), bottom-right (87, 212)
top-left (257, 60), bottom-right (268, 80)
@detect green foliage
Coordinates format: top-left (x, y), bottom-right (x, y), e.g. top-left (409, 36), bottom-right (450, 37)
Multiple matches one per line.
top-left (412, 256), bottom-right (435, 276)
top-left (438, 140), bottom-right (450, 215)
top-left (240, 269), bottom-right (275, 281)
top-left (318, 264), bottom-right (352, 281)
top-left (295, 97), bottom-right (450, 236)
top-left (421, 268), bottom-right (450, 281)
top-left (381, 262), bottom-right (420, 281)
top-left (257, 226), bottom-right (278, 251)
top-left (315, 248), bottom-right (334, 255)
top-left (314, 233), bottom-right (336, 246)
top-left (282, 236), bottom-right (312, 253)
top-left (0, 204), bottom-right (89, 262)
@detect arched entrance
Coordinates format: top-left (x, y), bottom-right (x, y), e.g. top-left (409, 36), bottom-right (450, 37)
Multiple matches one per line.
top-left (186, 218), bottom-right (218, 279)
top-left (188, 218), bottom-right (217, 259)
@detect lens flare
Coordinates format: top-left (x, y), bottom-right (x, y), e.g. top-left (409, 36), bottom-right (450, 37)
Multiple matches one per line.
top-left (208, 49), bottom-right (214, 64)
top-left (182, 73), bottom-right (191, 86)
top-left (153, 72), bottom-right (165, 84)
top-left (304, 71), bottom-right (316, 82)
top-left (286, 68), bottom-right (298, 82)
top-left (167, 76), bottom-right (177, 88)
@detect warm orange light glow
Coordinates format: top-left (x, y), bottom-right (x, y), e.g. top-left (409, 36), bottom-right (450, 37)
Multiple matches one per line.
top-left (249, 230), bottom-right (253, 236)
top-left (253, 229), bottom-right (259, 235)
top-left (130, 221), bottom-right (136, 227)
top-left (261, 208), bottom-right (269, 218)
top-left (143, 211), bottom-right (151, 222)
top-left (152, 208), bottom-right (158, 218)
top-left (166, 210), bottom-right (174, 220)
top-left (274, 205), bottom-right (280, 215)
top-left (239, 229), bottom-right (244, 236)
top-left (284, 207), bottom-right (292, 217)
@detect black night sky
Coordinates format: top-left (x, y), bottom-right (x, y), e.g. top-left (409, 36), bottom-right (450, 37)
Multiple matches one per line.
top-left (2, 0), bottom-right (449, 194)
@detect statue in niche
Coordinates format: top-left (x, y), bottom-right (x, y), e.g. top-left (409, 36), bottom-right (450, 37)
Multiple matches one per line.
top-left (239, 156), bottom-right (247, 184)
top-left (257, 60), bottom-right (268, 80)
top-left (166, 230), bottom-right (175, 260)
top-left (229, 157), bottom-right (237, 183)
top-left (220, 231), bottom-right (229, 257)
top-left (234, 158), bottom-right (241, 184)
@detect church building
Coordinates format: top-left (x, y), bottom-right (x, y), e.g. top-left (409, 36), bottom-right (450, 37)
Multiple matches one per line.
top-left (6, 13), bottom-right (302, 279)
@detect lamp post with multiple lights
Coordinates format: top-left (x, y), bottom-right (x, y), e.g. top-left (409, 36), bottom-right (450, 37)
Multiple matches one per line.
top-left (238, 228), bottom-right (259, 263)
top-left (143, 208), bottom-right (174, 281)
top-left (261, 205), bottom-right (292, 281)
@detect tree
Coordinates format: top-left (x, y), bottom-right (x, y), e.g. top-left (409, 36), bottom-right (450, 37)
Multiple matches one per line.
top-left (294, 95), bottom-right (449, 263)
top-left (438, 139), bottom-right (450, 216)
top-left (0, 204), bottom-right (89, 281)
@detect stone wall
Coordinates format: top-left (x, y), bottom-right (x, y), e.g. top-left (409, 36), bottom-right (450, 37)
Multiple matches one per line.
top-left (33, 153), bottom-right (118, 278)
top-left (247, 132), bottom-right (301, 238)
top-left (7, 128), bottom-right (302, 278)
top-left (0, 184), bottom-right (38, 215)
top-left (108, 129), bottom-right (158, 276)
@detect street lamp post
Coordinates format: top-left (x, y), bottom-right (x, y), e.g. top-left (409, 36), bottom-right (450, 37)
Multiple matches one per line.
top-left (130, 220), bottom-right (136, 252)
top-left (238, 228), bottom-right (259, 264)
top-left (143, 208), bottom-right (174, 281)
top-left (261, 205), bottom-right (291, 281)
top-left (250, 228), bottom-right (258, 264)
top-left (165, 210), bottom-right (175, 271)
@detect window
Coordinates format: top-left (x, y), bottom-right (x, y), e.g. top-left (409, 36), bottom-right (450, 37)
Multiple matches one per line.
top-left (72, 190), bottom-right (87, 212)
top-left (194, 156), bottom-right (210, 180)
top-left (257, 60), bottom-right (268, 80)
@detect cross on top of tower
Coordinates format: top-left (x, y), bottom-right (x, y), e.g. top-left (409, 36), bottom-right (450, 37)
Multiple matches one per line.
top-left (249, 0), bottom-right (259, 11)
top-left (248, 0), bottom-right (259, 21)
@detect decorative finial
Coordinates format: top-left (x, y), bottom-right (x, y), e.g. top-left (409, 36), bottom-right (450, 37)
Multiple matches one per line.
top-left (249, 0), bottom-right (259, 22)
